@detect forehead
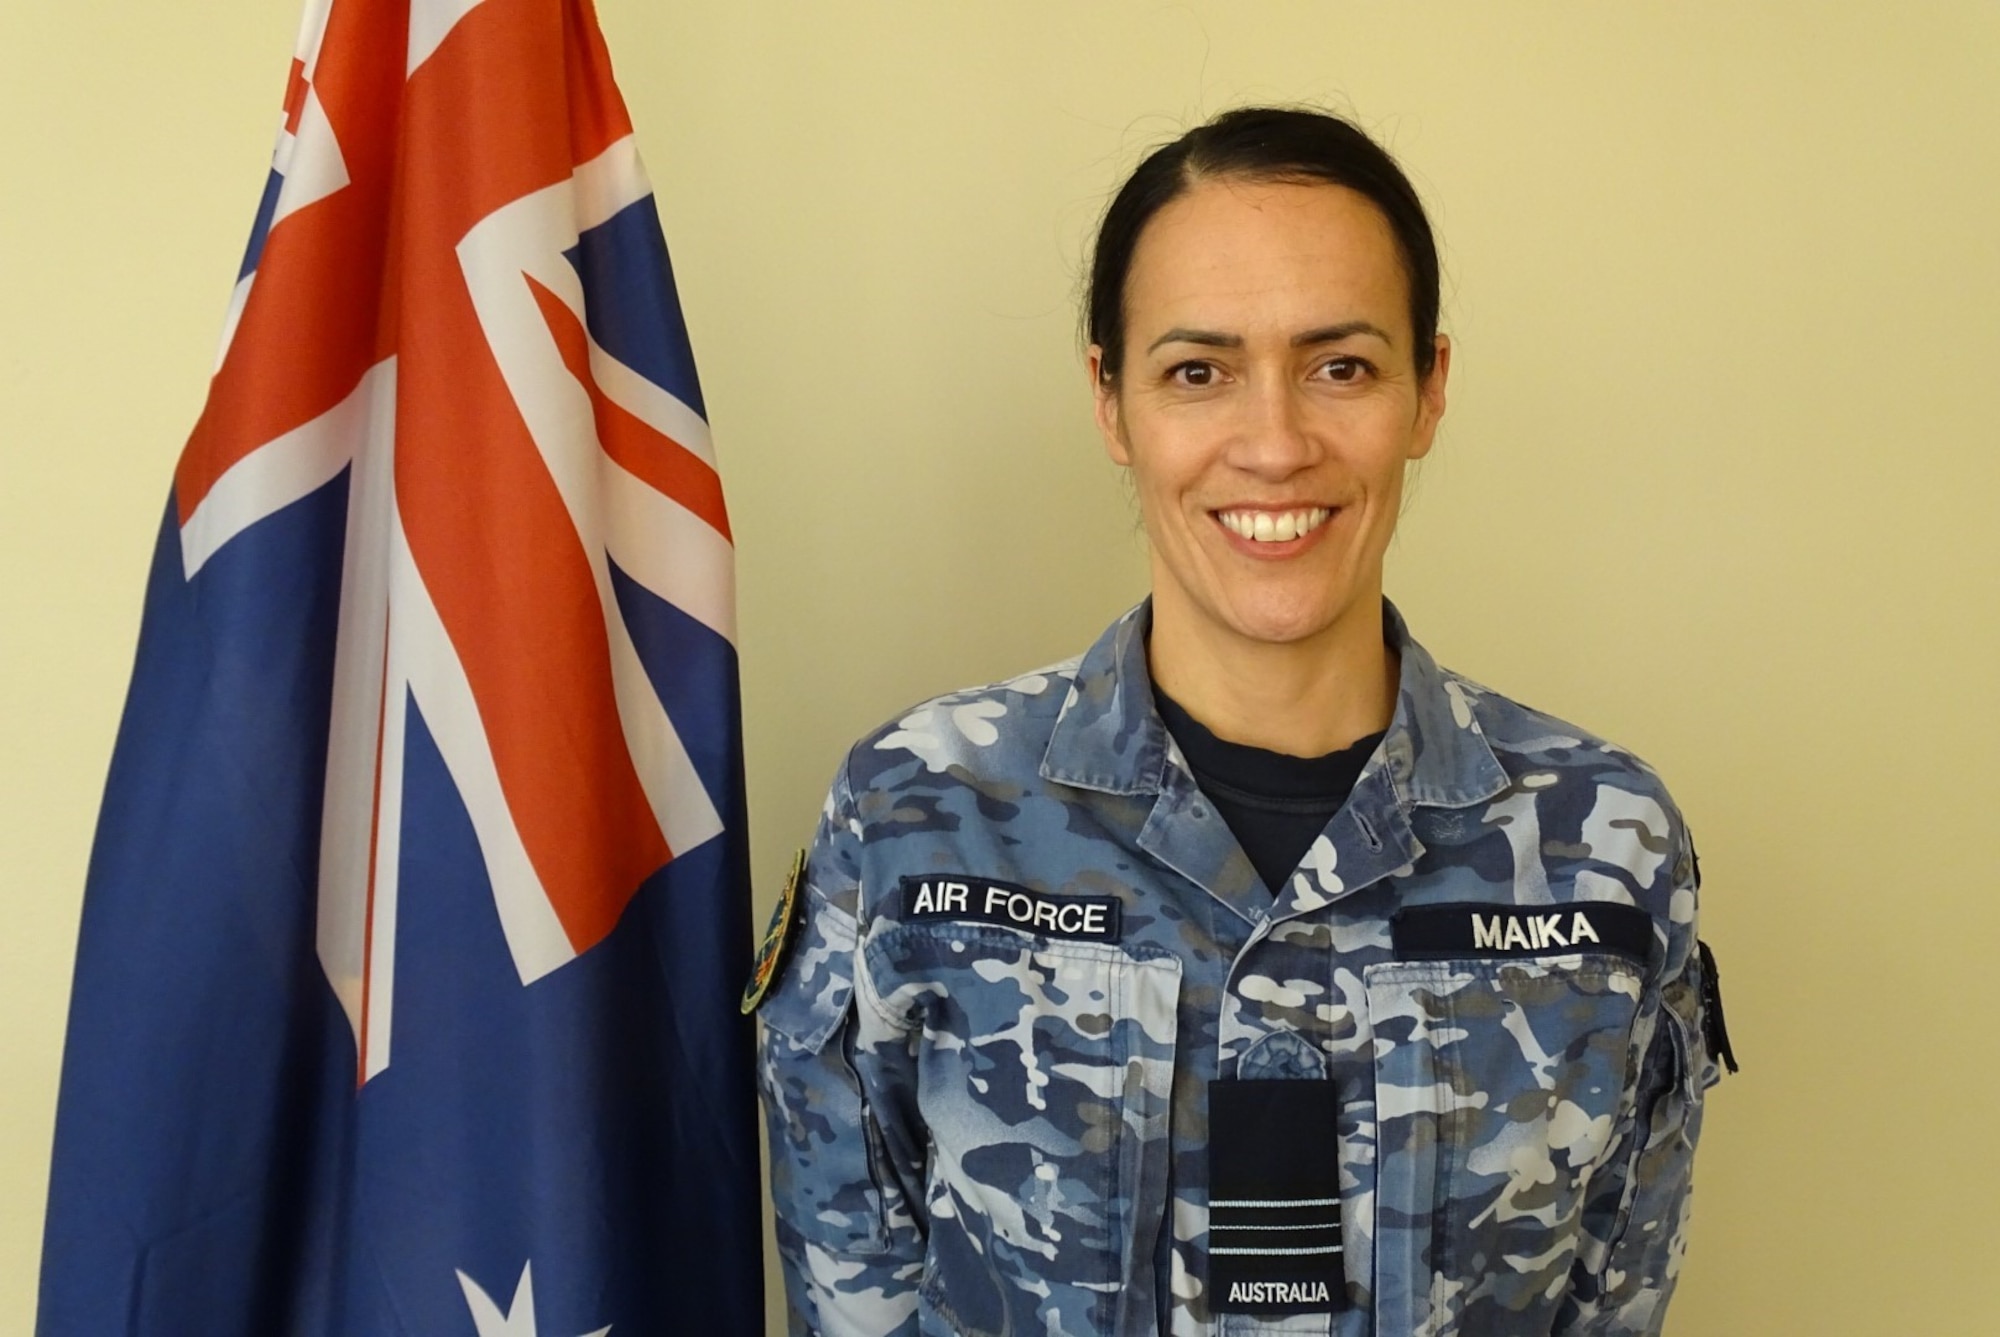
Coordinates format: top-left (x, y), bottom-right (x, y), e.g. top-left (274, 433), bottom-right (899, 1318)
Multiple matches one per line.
top-left (1123, 178), bottom-right (1410, 342)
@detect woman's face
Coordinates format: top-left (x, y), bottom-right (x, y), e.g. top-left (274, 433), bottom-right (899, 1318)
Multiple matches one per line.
top-left (1092, 177), bottom-right (1448, 654)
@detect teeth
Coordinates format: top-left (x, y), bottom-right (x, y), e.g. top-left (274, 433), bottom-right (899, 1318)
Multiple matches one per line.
top-left (1219, 507), bottom-right (1331, 543)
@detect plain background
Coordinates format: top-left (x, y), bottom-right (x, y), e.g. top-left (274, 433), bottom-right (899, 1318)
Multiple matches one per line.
top-left (5, 2), bottom-right (1998, 1332)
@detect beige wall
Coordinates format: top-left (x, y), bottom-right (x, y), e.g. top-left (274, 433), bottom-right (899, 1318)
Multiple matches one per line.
top-left (5, 2), bottom-right (1998, 1331)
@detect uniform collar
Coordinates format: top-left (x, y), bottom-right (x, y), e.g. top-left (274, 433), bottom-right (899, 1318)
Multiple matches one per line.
top-left (1041, 598), bottom-right (1510, 813)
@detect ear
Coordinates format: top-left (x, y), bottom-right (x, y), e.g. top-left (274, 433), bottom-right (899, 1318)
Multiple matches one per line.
top-left (1408, 333), bottom-right (1451, 461)
top-left (1087, 345), bottom-right (1133, 466)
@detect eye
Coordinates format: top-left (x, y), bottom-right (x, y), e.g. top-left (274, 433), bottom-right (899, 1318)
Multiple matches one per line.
top-left (1316, 356), bottom-right (1373, 384)
top-left (1166, 360), bottom-right (1220, 388)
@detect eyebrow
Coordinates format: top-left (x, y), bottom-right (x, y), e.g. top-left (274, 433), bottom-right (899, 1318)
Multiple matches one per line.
top-left (1145, 320), bottom-right (1394, 354)
top-left (1292, 320), bottom-right (1393, 348)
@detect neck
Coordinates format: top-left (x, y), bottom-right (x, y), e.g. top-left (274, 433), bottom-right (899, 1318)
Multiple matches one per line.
top-left (1147, 593), bottom-right (1399, 758)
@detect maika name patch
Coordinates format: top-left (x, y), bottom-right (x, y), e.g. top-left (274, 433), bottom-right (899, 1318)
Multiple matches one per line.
top-left (1392, 901), bottom-right (1654, 964)
top-left (899, 876), bottom-right (1121, 942)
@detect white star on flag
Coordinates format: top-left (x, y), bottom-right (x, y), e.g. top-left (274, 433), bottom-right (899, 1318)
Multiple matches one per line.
top-left (457, 1262), bottom-right (611, 1337)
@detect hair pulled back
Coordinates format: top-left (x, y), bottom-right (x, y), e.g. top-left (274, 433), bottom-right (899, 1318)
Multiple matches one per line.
top-left (1087, 106), bottom-right (1441, 383)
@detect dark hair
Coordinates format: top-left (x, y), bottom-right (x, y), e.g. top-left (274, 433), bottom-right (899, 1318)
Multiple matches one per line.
top-left (1087, 106), bottom-right (1441, 383)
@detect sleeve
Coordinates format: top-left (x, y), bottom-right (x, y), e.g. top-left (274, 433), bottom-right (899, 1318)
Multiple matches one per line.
top-left (756, 762), bottom-right (925, 1337)
top-left (1552, 824), bottom-right (1724, 1336)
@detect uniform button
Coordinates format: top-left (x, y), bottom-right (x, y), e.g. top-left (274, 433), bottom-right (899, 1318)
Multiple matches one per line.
top-left (1192, 804), bottom-right (1208, 820)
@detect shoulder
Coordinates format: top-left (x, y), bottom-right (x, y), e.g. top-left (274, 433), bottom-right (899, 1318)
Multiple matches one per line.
top-left (1440, 663), bottom-right (1693, 887)
top-left (837, 655), bottom-right (1085, 797)
top-left (1449, 665), bottom-right (1673, 791)
top-left (799, 653), bottom-right (1093, 922)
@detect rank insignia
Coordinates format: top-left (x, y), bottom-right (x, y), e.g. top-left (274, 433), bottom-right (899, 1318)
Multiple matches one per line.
top-left (741, 848), bottom-right (808, 1014)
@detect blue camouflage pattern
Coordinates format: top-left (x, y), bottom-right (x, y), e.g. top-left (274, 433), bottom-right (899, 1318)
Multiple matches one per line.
top-left (758, 600), bottom-right (1718, 1336)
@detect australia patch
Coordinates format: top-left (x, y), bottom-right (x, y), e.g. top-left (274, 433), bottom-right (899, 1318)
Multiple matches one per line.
top-left (899, 875), bottom-right (1120, 942)
top-left (1392, 901), bottom-right (1655, 965)
top-left (741, 848), bottom-right (808, 1014)
top-left (1208, 1080), bottom-right (1345, 1315)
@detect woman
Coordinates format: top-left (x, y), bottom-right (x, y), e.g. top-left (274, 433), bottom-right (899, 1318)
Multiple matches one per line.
top-left (749, 106), bottom-right (1730, 1337)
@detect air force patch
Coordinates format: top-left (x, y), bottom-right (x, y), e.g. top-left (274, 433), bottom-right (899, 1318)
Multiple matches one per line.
top-left (741, 848), bottom-right (808, 1014)
top-left (899, 875), bottom-right (1121, 942)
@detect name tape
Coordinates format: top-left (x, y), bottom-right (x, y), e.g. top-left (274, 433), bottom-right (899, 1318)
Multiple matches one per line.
top-left (899, 876), bottom-right (1121, 942)
top-left (1392, 901), bottom-right (1655, 964)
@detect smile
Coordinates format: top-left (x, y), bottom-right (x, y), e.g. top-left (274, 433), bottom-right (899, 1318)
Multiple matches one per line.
top-left (1214, 506), bottom-right (1332, 544)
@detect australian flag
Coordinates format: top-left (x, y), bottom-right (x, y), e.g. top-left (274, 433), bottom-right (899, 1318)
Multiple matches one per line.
top-left (38, 0), bottom-right (763, 1332)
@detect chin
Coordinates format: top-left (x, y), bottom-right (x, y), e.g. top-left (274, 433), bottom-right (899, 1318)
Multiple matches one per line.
top-left (1218, 593), bottom-right (1350, 647)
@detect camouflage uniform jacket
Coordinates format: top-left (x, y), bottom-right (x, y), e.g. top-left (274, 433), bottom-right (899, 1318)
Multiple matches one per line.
top-left (758, 600), bottom-right (1718, 1336)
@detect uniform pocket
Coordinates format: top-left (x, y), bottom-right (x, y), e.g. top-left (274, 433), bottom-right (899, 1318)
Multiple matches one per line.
top-left (1365, 956), bottom-right (1644, 1337)
top-left (757, 891), bottom-right (898, 1257)
top-left (1596, 976), bottom-right (1703, 1268)
top-left (860, 923), bottom-right (1181, 1335)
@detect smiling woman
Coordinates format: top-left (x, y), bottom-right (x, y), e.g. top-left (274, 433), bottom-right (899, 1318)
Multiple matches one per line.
top-left (1091, 171), bottom-right (1446, 757)
top-left (752, 106), bottom-right (1729, 1337)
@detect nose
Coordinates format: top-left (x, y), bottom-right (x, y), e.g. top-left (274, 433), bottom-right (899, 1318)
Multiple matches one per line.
top-left (1224, 376), bottom-right (1319, 480)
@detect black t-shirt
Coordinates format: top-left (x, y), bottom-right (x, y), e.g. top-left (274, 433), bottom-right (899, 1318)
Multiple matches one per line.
top-left (1154, 687), bottom-right (1386, 896)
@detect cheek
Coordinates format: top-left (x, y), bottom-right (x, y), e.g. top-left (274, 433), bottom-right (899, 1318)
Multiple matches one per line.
top-left (1358, 465), bottom-right (1413, 548)
top-left (1132, 476), bottom-right (1189, 546)
top-left (1120, 427), bottom-right (1208, 514)
top-left (1340, 407), bottom-right (1426, 486)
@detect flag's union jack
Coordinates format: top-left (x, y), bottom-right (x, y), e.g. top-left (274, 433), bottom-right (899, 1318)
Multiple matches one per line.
top-left (40, 1), bottom-right (762, 1331)
top-left (181, 0), bottom-right (736, 1082)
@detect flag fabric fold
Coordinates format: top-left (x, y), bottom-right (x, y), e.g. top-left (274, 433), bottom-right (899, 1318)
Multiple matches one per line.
top-left (40, 0), bottom-right (763, 1331)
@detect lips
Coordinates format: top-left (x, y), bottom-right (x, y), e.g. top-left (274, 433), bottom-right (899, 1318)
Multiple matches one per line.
top-left (1214, 506), bottom-right (1332, 543)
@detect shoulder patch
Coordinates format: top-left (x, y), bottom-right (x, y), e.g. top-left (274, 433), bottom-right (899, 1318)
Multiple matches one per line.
top-left (741, 848), bottom-right (808, 1014)
top-left (1392, 901), bottom-right (1655, 964)
top-left (1698, 939), bottom-right (1739, 1075)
